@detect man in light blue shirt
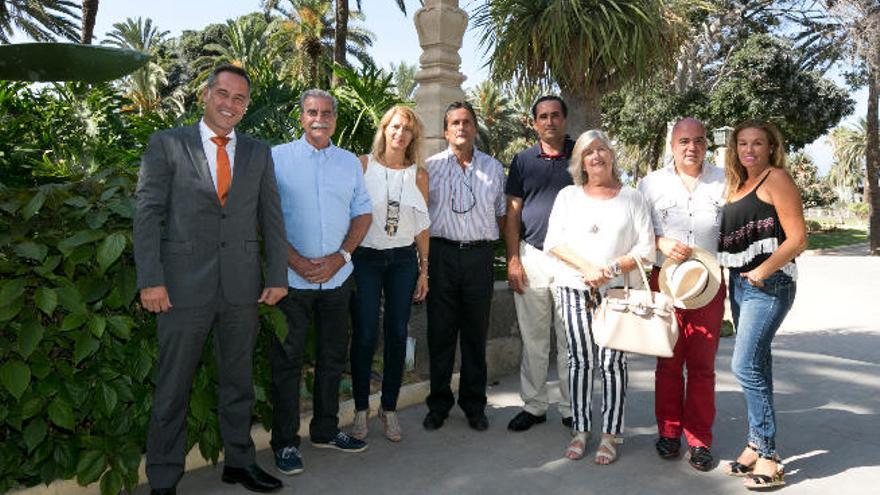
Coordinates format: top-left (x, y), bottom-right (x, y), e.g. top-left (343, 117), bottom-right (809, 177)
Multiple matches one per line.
top-left (270, 89), bottom-right (372, 475)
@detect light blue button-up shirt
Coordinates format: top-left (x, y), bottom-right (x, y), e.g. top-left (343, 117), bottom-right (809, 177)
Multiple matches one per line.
top-left (273, 135), bottom-right (372, 289)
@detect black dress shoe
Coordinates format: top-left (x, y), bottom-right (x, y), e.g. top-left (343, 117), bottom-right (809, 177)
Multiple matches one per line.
top-left (507, 410), bottom-right (547, 431)
top-left (655, 436), bottom-right (681, 459)
top-left (150, 489), bottom-right (176, 495)
top-left (423, 411), bottom-right (446, 431)
top-left (222, 464), bottom-right (282, 493)
top-left (561, 416), bottom-right (573, 428)
top-left (467, 412), bottom-right (489, 431)
top-left (688, 446), bottom-right (714, 472)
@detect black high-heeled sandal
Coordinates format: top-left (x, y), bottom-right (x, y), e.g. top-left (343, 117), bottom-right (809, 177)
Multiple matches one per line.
top-left (724, 444), bottom-right (758, 477)
top-left (744, 455), bottom-right (785, 490)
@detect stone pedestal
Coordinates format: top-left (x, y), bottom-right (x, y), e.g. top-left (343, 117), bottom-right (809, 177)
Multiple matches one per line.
top-left (413, 0), bottom-right (468, 156)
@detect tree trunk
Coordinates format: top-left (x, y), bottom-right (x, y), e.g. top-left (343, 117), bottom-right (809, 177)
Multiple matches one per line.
top-left (80, 0), bottom-right (99, 44)
top-left (332, 0), bottom-right (349, 87)
top-left (561, 84), bottom-right (602, 138)
top-left (866, 66), bottom-right (880, 255)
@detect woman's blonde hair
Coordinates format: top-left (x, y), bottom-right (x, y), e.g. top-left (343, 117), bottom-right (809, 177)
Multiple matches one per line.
top-left (724, 119), bottom-right (787, 200)
top-left (568, 129), bottom-right (622, 186)
top-left (371, 105), bottom-right (425, 168)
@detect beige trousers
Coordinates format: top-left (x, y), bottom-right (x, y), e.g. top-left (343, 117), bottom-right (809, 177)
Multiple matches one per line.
top-left (514, 241), bottom-right (571, 417)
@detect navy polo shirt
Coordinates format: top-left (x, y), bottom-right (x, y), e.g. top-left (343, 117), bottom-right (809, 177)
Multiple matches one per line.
top-left (505, 138), bottom-right (575, 250)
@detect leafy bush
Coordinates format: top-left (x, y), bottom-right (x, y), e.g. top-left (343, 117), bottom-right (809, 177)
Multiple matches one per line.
top-left (0, 171), bottom-right (289, 494)
top-left (805, 219), bottom-right (823, 233)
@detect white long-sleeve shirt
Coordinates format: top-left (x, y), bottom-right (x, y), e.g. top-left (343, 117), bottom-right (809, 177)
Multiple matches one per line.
top-left (543, 185), bottom-right (655, 291)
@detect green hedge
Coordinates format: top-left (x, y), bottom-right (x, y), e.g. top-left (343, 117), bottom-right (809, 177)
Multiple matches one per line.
top-left (0, 170), bottom-right (289, 494)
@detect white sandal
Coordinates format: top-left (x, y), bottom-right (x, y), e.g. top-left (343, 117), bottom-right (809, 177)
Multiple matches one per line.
top-left (594, 434), bottom-right (623, 465)
top-left (564, 432), bottom-right (590, 460)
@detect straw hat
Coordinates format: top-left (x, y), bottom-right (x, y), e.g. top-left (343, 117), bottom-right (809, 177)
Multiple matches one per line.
top-left (658, 246), bottom-right (722, 310)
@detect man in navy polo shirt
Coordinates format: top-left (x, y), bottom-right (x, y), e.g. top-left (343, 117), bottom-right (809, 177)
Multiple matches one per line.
top-left (504, 96), bottom-right (574, 432)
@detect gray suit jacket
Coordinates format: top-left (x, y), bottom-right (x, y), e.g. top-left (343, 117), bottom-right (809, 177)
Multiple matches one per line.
top-left (133, 124), bottom-right (287, 308)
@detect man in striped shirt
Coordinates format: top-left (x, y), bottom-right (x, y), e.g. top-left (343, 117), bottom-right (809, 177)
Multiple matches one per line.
top-left (422, 101), bottom-right (507, 432)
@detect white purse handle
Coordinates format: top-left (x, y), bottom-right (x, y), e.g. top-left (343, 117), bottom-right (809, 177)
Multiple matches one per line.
top-left (622, 256), bottom-right (654, 303)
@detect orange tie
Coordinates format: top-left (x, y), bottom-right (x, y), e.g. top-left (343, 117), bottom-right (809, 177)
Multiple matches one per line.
top-left (210, 136), bottom-right (231, 206)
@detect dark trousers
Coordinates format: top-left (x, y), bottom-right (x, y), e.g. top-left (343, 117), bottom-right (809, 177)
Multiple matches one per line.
top-left (271, 277), bottom-right (353, 449)
top-left (350, 245), bottom-right (419, 411)
top-left (146, 292), bottom-right (258, 489)
top-left (425, 239), bottom-right (494, 418)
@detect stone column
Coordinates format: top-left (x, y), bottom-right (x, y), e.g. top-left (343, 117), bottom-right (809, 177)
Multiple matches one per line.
top-left (413, 0), bottom-right (468, 156)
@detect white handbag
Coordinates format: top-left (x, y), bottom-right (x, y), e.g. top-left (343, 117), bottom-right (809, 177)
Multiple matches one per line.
top-left (593, 257), bottom-right (679, 357)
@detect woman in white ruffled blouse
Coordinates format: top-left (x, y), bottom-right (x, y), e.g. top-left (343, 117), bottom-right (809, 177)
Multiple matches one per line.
top-left (350, 106), bottom-right (430, 442)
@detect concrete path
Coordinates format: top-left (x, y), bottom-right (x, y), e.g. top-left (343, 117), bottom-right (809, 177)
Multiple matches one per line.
top-left (136, 252), bottom-right (880, 495)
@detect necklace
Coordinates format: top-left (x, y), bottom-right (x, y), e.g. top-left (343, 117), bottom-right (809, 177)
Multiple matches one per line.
top-left (384, 165), bottom-right (405, 236)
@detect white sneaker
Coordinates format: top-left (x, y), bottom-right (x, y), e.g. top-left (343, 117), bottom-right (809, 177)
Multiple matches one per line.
top-left (379, 408), bottom-right (402, 442)
top-left (352, 410), bottom-right (368, 440)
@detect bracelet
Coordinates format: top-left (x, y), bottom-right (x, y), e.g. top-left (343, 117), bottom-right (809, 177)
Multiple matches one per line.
top-left (608, 261), bottom-right (622, 276)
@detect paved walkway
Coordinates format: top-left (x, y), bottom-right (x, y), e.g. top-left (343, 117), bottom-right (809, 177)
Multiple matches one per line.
top-left (136, 252), bottom-right (880, 495)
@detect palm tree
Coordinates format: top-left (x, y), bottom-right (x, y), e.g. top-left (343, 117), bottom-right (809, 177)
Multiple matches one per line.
top-left (80, 0), bottom-right (98, 44)
top-left (829, 118), bottom-right (868, 202)
top-left (0, 0), bottom-right (80, 43)
top-left (390, 60), bottom-right (417, 100)
top-left (195, 15), bottom-right (278, 87)
top-left (473, 0), bottom-right (677, 133)
top-left (102, 17), bottom-right (171, 114)
top-left (331, 0), bottom-right (408, 86)
top-left (266, 0), bottom-right (374, 88)
top-left (469, 80), bottom-right (519, 163)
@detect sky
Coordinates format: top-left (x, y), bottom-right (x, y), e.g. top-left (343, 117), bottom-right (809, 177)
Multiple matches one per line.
top-left (18, 0), bottom-right (869, 174)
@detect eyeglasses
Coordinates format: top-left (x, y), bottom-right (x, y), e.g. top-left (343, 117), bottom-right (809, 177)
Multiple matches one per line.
top-left (385, 200), bottom-right (400, 236)
top-left (450, 179), bottom-right (476, 214)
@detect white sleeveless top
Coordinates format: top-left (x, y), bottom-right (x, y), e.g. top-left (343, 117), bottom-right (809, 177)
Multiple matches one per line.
top-left (361, 154), bottom-right (431, 249)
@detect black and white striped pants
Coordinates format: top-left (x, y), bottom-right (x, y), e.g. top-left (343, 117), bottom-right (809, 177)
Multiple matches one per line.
top-left (555, 286), bottom-right (627, 435)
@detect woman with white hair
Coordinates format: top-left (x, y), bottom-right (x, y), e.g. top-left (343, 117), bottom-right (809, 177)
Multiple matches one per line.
top-left (544, 129), bottom-right (655, 465)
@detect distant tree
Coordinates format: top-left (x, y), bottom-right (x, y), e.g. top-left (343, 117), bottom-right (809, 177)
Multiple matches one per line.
top-left (469, 80), bottom-right (519, 164)
top-left (829, 118), bottom-right (868, 202)
top-left (706, 34), bottom-right (853, 149)
top-left (265, 0), bottom-right (374, 87)
top-left (331, 0), bottom-right (407, 86)
top-left (103, 17), bottom-right (174, 115)
top-left (0, 0), bottom-right (80, 43)
top-left (194, 15), bottom-right (278, 87)
top-left (789, 151), bottom-right (837, 209)
top-left (390, 60), bottom-right (417, 100)
top-left (473, 0), bottom-right (678, 134)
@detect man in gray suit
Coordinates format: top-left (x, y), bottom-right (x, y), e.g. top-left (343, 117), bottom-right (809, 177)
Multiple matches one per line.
top-left (134, 65), bottom-right (287, 494)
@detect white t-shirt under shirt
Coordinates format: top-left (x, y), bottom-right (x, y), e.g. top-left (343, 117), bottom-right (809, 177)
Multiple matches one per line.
top-left (361, 154), bottom-right (430, 249)
top-left (543, 185), bottom-right (656, 292)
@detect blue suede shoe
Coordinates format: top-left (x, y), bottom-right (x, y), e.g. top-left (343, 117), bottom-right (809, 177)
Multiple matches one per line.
top-left (274, 445), bottom-right (304, 475)
top-left (311, 432), bottom-right (368, 452)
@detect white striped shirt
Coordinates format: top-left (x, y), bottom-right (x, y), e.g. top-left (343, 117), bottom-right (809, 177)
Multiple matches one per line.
top-left (426, 147), bottom-right (506, 241)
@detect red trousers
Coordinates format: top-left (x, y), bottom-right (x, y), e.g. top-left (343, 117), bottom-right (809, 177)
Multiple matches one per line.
top-left (650, 268), bottom-right (725, 448)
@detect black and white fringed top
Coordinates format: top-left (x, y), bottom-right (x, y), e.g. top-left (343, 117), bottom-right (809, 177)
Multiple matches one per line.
top-left (718, 171), bottom-right (797, 279)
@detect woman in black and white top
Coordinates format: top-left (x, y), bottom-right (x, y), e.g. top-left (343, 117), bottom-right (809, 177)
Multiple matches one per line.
top-left (718, 120), bottom-right (806, 490)
top-left (350, 105), bottom-right (430, 443)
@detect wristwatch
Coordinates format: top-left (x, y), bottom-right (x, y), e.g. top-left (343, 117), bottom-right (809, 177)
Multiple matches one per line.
top-left (339, 248), bottom-right (352, 263)
top-left (608, 260), bottom-right (622, 276)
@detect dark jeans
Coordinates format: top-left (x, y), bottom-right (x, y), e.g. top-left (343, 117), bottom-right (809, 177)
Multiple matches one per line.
top-left (351, 244), bottom-right (419, 411)
top-left (425, 239), bottom-right (494, 418)
top-left (729, 269), bottom-right (796, 458)
top-left (270, 277), bottom-right (353, 449)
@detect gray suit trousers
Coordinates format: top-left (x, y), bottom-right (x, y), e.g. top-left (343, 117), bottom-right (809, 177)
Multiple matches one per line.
top-left (145, 291), bottom-right (258, 489)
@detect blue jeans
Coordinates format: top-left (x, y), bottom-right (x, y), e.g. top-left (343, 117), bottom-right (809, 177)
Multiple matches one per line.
top-left (350, 245), bottom-right (419, 411)
top-left (729, 269), bottom-right (796, 458)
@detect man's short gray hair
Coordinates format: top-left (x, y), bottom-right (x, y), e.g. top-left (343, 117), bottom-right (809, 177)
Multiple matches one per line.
top-left (299, 89), bottom-right (337, 113)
